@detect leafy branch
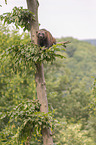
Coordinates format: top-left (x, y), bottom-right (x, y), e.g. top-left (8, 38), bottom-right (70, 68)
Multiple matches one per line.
top-left (0, 100), bottom-right (55, 143)
top-left (1, 42), bottom-right (66, 69)
top-left (0, 6), bottom-right (35, 31)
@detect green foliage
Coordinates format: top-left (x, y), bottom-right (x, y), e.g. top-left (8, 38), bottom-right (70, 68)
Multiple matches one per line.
top-left (0, 6), bottom-right (96, 143)
top-left (57, 123), bottom-right (94, 145)
top-left (0, 100), bottom-right (55, 144)
top-left (66, 46), bottom-right (76, 57)
top-left (0, 7), bottom-right (66, 65)
top-left (0, 23), bottom-right (35, 105)
top-left (0, 24), bottom-right (60, 144)
top-left (0, 6), bottom-right (35, 31)
top-left (86, 79), bottom-right (96, 142)
top-left (46, 63), bottom-right (90, 122)
top-left (89, 78), bottom-right (96, 115)
top-left (5, 0), bottom-right (7, 4)
top-left (0, 24), bottom-right (96, 144)
top-left (45, 37), bottom-right (96, 144)
top-left (0, 25), bottom-right (36, 144)
top-left (1, 42), bottom-right (66, 71)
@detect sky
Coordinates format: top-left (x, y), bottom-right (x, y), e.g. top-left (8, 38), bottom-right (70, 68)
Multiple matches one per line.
top-left (0, 0), bottom-right (96, 40)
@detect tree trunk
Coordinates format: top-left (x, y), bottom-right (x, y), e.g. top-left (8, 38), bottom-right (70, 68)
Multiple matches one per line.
top-left (26, 0), bottom-right (53, 144)
top-left (26, 0), bottom-right (39, 43)
top-left (35, 63), bottom-right (53, 145)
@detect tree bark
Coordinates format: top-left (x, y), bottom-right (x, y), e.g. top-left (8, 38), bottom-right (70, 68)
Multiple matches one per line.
top-left (35, 63), bottom-right (53, 145)
top-left (26, 0), bottom-right (53, 144)
top-left (35, 63), bottom-right (48, 113)
top-left (26, 0), bottom-right (39, 43)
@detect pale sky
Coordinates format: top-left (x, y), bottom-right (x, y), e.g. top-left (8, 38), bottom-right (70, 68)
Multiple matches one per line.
top-left (0, 0), bottom-right (96, 40)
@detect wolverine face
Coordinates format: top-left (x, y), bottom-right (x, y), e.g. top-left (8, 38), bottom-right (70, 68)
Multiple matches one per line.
top-left (36, 30), bottom-right (46, 40)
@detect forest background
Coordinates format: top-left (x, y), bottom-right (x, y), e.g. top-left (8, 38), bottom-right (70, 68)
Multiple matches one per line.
top-left (0, 23), bottom-right (96, 144)
top-left (0, 1), bottom-right (96, 145)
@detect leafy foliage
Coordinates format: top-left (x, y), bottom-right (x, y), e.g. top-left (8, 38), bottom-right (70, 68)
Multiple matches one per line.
top-left (5, 0), bottom-right (7, 4)
top-left (0, 26), bottom-right (96, 144)
top-left (0, 6), bottom-right (35, 31)
top-left (57, 123), bottom-right (94, 145)
top-left (45, 37), bottom-right (96, 144)
top-left (0, 4), bottom-right (96, 144)
top-left (0, 24), bottom-right (62, 144)
top-left (0, 24), bottom-right (36, 144)
top-left (86, 79), bottom-right (96, 143)
top-left (1, 42), bottom-right (66, 71)
top-left (0, 100), bottom-right (55, 144)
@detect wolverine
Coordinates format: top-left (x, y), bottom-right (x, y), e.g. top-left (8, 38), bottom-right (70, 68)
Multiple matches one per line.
top-left (36, 29), bottom-right (56, 48)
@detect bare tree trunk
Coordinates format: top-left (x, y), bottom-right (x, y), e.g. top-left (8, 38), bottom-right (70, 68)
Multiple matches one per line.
top-left (35, 63), bottom-right (48, 113)
top-left (26, 0), bottom-right (53, 144)
top-left (35, 63), bottom-right (53, 145)
top-left (26, 0), bottom-right (39, 43)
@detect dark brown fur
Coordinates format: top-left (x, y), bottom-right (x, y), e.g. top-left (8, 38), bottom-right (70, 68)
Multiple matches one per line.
top-left (36, 29), bottom-right (56, 48)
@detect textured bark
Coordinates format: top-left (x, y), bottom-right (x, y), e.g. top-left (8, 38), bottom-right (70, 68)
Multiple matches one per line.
top-left (27, 0), bottom-right (39, 43)
top-left (35, 63), bottom-right (48, 113)
top-left (26, 0), bottom-right (53, 144)
top-left (35, 63), bottom-right (53, 145)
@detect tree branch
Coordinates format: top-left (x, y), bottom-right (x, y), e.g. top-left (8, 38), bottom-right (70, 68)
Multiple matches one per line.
top-left (42, 41), bottom-right (70, 50)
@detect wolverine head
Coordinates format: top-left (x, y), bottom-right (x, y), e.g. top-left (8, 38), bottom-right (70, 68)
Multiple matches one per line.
top-left (36, 29), bottom-right (47, 40)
